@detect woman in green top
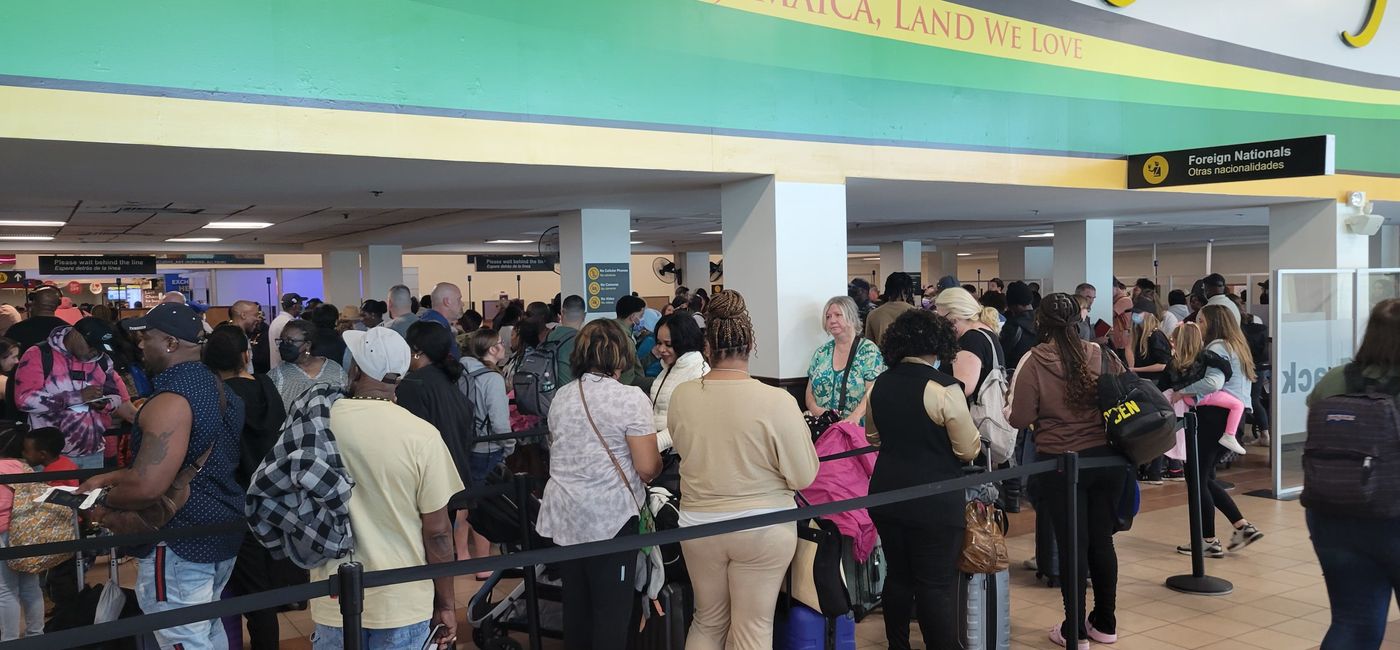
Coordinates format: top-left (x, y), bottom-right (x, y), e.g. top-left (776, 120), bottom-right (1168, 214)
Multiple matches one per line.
top-left (1304, 298), bottom-right (1400, 650)
top-left (805, 296), bottom-right (885, 424)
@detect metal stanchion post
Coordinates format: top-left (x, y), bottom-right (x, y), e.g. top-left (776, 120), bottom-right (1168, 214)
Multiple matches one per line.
top-left (515, 473), bottom-right (544, 650)
top-left (1165, 409), bottom-right (1233, 595)
top-left (1061, 451), bottom-right (1080, 649)
top-left (336, 561), bottom-right (365, 650)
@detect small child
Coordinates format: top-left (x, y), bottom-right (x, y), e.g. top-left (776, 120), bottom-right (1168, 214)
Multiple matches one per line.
top-left (0, 426), bottom-right (45, 640)
top-left (21, 427), bottom-right (78, 488)
top-left (1166, 323), bottom-right (1248, 455)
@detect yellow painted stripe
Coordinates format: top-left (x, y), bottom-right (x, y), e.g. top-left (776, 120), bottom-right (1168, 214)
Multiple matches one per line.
top-left (700, 0), bottom-right (1400, 106)
top-left (3, 84), bottom-right (1399, 201)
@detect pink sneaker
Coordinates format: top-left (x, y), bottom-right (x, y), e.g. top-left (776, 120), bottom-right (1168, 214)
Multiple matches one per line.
top-left (1050, 625), bottom-right (1091, 649)
top-left (1087, 617), bottom-right (1117, 644)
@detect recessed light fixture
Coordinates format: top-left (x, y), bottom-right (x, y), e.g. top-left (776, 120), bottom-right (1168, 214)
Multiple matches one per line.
top-left (485, 239), bottom-right (533, 244)
top-left (0, 220), bottom-right (65, 227)
top-left (1018, 232), bottom-right (1055, 238)
top-left (166, 237), bottom-right (222, 243)
top-left (203, 222), bottom-right (273, 229)
top-left (0, 235), bottom-right (54, 241)
top-left (630, 241), bottom-right (644, 245)
top-left (701, 230), bottom-right (722, 235)
top-left (630, 229), bottom-right (639, 233)
top-left (957, 253), bottom-right (972, 257)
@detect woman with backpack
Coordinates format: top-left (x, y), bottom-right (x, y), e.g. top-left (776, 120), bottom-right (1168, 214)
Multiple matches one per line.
top-left (933, 287), bottom-right (1004, 401)
top-left (1008, 293), bottom-right (1129, 649)
top-left (1304, 298), bottom-right (1400, 650)
top-left (0, 426), bottom-right (43, 641)
top-left (459, 329), bottom-right (513, 576)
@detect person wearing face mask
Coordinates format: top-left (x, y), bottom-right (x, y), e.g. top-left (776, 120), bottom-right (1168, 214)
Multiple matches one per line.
top-left (866, 310), bottom-right (979, 649)
top-left (13, 318), bottom-right (135, 469)
top-left (267, 319), bottom-right (348, 408)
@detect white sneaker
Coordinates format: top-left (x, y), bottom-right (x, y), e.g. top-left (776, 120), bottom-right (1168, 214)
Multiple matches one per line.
top-left (1219, 434), bottom-right (1247, 455)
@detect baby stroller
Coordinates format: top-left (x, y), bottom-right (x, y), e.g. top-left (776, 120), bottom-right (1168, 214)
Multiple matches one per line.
top-left (466, 466), bottom-right (563, 650)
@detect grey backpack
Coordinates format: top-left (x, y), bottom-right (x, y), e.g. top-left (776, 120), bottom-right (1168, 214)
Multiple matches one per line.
top-left (1303, 365), bottom-right (1400, 518)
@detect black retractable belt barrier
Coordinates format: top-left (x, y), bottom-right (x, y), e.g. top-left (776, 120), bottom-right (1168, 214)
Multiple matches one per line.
top-left (336, 562), bottom-right (366, 650)
top-left (1061, 451), bottom-right (1081, 649)
top-left (0, 467), bottom-right (112, 485)
top-left (516, 473), bottom-right (544, 650)
top-left (0, 520), bottom-right (247, 561)
top-left (0, 454), bottom-right (1128, 650)
top-left (1165, 410), bottom-right (1233, 596)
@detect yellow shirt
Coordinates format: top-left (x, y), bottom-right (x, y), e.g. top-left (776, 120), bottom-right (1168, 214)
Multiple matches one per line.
top-left (667, 377), bottom-right (819, 512)
top-left (310, 399), bottom-right (465, 630)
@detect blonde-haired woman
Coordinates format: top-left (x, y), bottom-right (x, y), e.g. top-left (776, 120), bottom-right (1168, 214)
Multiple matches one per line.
top-left (669, 290), bottom-right (819, 649)
top-left (934, 287), bottom-right (1006, 400)
top-left (805, 296), bottom-right (884, 424)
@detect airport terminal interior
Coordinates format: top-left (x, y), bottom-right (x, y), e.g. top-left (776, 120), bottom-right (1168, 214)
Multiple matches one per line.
top-left (1, 0), bottom-right (1399, 649)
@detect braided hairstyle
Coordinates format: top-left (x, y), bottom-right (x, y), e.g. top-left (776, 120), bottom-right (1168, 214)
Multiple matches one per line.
top-left (1035, 292), bottom-right (1097, 408)
top-left (704, 290), bottom-right (755, 362)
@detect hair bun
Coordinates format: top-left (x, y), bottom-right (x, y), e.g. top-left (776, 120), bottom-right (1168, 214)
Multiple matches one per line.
top-left (706, 290), bottom-right (748, 320)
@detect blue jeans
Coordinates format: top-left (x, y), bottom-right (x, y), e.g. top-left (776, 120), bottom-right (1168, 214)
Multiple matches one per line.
top-left (468, 449), bottom-right (506, 487)
top-left (1307, 510), bottom-right (1400, 650)
top-left (67, 452), bottom-right (105, 470)
top-left (311, 620), bottom-right (431, 650)
top-left (136, 544), bottom-right (236, 650)
top-left (0, 532), bottom-right (44, 641)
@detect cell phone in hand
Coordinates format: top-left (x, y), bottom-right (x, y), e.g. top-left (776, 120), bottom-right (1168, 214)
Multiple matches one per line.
top-left (39, 486), bottom-right (105, 510)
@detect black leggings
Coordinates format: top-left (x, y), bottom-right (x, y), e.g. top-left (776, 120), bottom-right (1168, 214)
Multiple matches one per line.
top-left (1036, 448), bottom-right (1126, 637)
top-left (1195, 406), bottom-right (1246, 539)
top-left (869, 517), bottom-right (962, 650)
top-left (1250, 373), bottom-right (1271, 432)
top-left (558, 518), bottom-right (639, 650)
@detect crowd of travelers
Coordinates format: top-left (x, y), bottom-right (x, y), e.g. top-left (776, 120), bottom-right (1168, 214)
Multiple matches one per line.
top-left (0, 266), bottom-right (1385, 650)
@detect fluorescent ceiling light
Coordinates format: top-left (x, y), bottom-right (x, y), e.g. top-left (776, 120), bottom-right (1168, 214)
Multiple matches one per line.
top-left (486, 239), bottom-right (533, 244)
top-left (957, 253), bottom-right (972, 257)
top-left (0, 220), bottom-right (65, 227)
top-left (1018, 232), bottom-right (1055, 238)
top-left (630, 229), bottom-right (638, 233)
top-left (166, 237), bottom-right (222, 243)
top-left (630, 241), bottom-right (643, 245)
top-left (203, 221), bottom-right (273, 229)
top-left (701, 230), bottom-right (722, 235)
top-left (862, 257), bottom-right (880, 261)
top-left (0, 235), bottom-right (54, 241)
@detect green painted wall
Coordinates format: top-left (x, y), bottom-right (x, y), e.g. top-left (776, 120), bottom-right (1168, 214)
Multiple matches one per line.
top-left (1, 0), bottom-right (1397, 173)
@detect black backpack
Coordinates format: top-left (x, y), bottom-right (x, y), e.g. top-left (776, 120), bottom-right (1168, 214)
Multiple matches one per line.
top-left (1302, 365), bottom-right (1400, 518)
top-left (511, 331), bottom-right (576, 418)
top-left (1096, 345), bottom-right (1176, 465)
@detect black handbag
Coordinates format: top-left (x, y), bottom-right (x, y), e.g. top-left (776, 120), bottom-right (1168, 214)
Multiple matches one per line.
top-left (1096, 345), bottom-right (1177, 465)
top-left (806, 337), bottom-right (863, 439)
top-left (786, 494), bottom-right (851, 617)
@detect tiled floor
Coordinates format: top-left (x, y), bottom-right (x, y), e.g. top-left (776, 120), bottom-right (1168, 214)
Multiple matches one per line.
top-left (95, 455), bottom-right (1397, 648)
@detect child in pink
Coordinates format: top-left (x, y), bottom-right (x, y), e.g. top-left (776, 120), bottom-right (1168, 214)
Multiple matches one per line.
top-left (1185, 391), bottom-right (1247, 455)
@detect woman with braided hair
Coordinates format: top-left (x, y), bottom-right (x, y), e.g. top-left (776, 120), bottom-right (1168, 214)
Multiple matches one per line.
top-left (1008, 293), bottom-right (1129, 649)
top-left (667, 290), bottom-right (819, 650)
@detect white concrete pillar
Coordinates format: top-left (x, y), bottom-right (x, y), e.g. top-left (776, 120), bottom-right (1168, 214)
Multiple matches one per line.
top-left (1025, 247), bottom-right (1053, 288)
top-left (879, 241), bottom-right (921, 288)
top-left (1053, 219), bottom-right (1114, 326)
top-left (322, 251), bottom-right (362, 307)
top-left (361, 245), bottom-right (403, 304)
top-left (559, 209), bottom-right (631, 320)
top-left (676, 250), bottom-right (712, 291)
top-left (1370, 225), bottom-right (1400, 268)
top-left (1269, 201), bottom-right (1371, 270)
top-left (722, 177), bottom-right (846, 380)
top-left (997, 245), bottom-right (1026, 283)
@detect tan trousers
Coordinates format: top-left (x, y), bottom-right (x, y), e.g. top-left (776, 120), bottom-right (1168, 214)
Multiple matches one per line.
top-left (681, 523), bottom-right (797, 650)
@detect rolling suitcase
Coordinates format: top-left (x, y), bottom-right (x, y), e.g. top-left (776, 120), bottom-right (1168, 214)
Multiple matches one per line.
top-left (959, 570), bottom-right (1012, 650)
top-left (636, 582), bottom-right (691, 650)
top-left (773, 602), bottom-right (856, 650)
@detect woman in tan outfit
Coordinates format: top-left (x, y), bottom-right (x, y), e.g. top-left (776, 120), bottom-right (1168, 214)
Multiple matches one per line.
top-left (668, 291), bottom-right (819, 650)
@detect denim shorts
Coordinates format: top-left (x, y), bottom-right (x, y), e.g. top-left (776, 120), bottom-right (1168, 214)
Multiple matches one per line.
top-left (468, 449), bottom-right (506, 487)
top-left (311, 620), bottom-right (431, 650)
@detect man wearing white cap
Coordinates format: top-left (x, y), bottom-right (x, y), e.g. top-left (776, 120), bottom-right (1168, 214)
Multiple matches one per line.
top-left (306, 327), bottom-right (463, 650)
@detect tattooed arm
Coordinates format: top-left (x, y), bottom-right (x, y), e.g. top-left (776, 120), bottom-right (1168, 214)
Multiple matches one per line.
top-left (420, 506), bottom-right (458, 648)
top-left (78, 392), bottom-right (191, 509)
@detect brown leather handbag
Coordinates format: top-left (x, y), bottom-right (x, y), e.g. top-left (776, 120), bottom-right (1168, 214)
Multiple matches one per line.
top-left (958, 500), bottom-right (1009, 574)
top-left (101, 444), bottom-right (215, 536)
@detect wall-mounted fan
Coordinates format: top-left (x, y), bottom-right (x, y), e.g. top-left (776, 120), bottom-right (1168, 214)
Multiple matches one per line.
top-left (653, 257), bottom-right (680, 284)
top-left (709, 260), bottom-right (723, 283)
top-left (538, 226), bottom-right (561, 275)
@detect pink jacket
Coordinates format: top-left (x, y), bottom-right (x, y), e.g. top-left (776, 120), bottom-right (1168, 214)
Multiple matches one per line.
top-left (802, 422), bottom-right (879, 561)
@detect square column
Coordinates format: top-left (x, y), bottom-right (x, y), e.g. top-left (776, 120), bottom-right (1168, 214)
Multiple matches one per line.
top-left (559, 209), bottom-right (631, 320)
top-left (879, 241), bottom-right (921, 287)
top-left (1270, 201), bottom-right (1370, 270)
top-left (323, 251), bottom-right (363, 307)
top-left (361, 245), bottom-right (403, 304)
top-left (923, 248), bottom-right (961, 285)
top-left (1025, 247), bottom-right (1054, 287)
top-left (722, 177), bottom-right (846, 380)
top-left (997, 245), bottom-right (1026, 283)
top-left (676, 250), bottom-right (713, 290)
top-left (1053, 220), bottom-right (1114, 325)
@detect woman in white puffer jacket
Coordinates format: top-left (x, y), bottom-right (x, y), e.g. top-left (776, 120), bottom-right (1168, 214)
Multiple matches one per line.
top-left (649, 310), bottom-right (710, 451)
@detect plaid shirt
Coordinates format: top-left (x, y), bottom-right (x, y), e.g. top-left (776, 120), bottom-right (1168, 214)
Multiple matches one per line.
top-left (245, 384), bottom-right (356, 569)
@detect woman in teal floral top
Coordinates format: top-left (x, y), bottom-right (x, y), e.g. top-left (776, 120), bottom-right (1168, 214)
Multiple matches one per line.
top-left (805, 296), bottom-right (886, 423)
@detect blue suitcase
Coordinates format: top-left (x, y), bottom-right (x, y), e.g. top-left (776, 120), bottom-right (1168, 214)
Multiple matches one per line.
top-left (774, 602), bottom-right (856, 650)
